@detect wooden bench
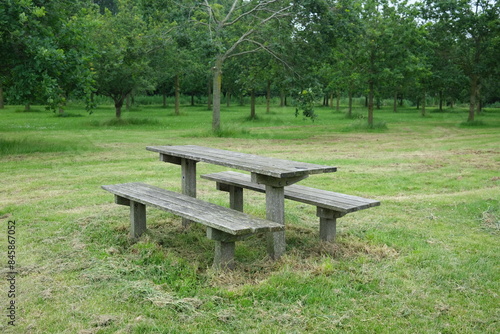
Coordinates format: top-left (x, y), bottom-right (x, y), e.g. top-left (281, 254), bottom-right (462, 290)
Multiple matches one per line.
top-left (102, 182), bottom-right (284, 269)
top-left (201, 171), bottom-right (380, 242)
top-left (147, 145), bottom-right (337, 259)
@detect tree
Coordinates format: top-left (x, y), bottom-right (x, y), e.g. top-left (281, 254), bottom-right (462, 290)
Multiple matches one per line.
top-left (421, 0), bottom-right (500, 122)
top-left (0, 0), bottom-right (96, 111)
top-left (191, 0), bottom-right (293, 132)
top-left (92, 0), bottom-right (157, 117)
top-left (330, 0), bottom-right (430, 126)
top-left (324, 0), bottom-right (366, 116)
top-left (141, 0), bottom-right (197, 114)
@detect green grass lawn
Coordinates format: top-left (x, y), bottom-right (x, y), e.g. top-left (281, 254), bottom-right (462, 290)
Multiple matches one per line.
top-left (1, 102), bottom-right (499, 333)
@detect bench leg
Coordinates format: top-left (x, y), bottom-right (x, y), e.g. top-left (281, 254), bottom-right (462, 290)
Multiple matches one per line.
top-left (213, 241), bottom-right (235, 270)
top-left (130, 201), bottom-right (146, 239)
top-left (207, 228), bottom-right (239, 270)
top-left (319, 217), bottom-right (337, 242)
top-left (265, 185), bottom-right (286, 260)
top-left (317, 208), bottom-right (343, 243)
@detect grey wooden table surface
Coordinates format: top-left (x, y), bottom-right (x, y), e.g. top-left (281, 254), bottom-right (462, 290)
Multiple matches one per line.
top-left (146, 145), bottom-right (337, 259)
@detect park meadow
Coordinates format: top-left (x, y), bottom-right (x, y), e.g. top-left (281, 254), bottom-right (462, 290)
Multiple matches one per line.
top-left (0, 100), bottom-right (499, 333)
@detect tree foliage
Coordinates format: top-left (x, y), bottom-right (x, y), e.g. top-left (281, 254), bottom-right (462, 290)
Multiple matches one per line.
top-left (0, 0), bottom-right (96, 111)
top-left (1, 0), bottom-right (499, 124)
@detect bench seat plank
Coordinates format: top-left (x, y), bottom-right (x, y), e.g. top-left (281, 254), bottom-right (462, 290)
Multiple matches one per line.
top-left (201, 171), bottom-right (380, 214)
top-left (102, 182), bottom-right (283, 236)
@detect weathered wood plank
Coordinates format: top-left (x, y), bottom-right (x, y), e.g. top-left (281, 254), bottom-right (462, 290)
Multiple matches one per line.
top-left (181, 158), bottom-right (197, 227)
top-left (130, 201), bottom-right (146, 239)
top-left (265, 184), bottom-right (286, 259)
top-left (102, 182), bottom-right (283, 236)
top-left (147, 145), bottom-right (337, 178)
top-left (201, 171), bottom-right (380, 213)
top-left (228, 185), bottom-right (243, 212)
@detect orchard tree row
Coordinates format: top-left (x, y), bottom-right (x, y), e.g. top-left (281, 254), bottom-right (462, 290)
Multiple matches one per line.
top-left (1, 0), bottom-right (499, 129)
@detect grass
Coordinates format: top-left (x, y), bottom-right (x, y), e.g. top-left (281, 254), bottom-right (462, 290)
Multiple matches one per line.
top-left (0, 101), bottom-right (499, 333)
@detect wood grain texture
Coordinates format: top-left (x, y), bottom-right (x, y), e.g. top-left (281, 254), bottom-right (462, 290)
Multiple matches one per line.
top-left (102, 182), bottom-right (284, 236)
top-left (201, 171), bottom-right (380, 213)
top-left (147, 145), bottom-right (337, 178)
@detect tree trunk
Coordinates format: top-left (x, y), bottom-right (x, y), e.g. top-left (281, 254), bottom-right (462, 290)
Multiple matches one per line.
top-left (393, 91), bottom-right (398, 113)
top-left (421, 91), bottom-right (426, 117)
top-left (162, 92), bottom-right (167, 108)
top-left (115, 98), bottom-right (124, 118)
top-left (174, 74), bottom-right (180, 115)
top-left (266, 80), bottom-right (271, 113)
top-left (191, 94), bottom-right (195, 106)
top-left (336, 91), bottom-right (340, 112)
top-left (126, 94), bottom-right (131, 110)
top-left (468, 74), bottom-right (478, 122)
top-left (476, 83), bottom-right (482, 115)
top-left (250, 89), bottom-right (256, 119)
top-left (439, 90), bottom-right (443, 111)
top-left (366, 36), bottom-right (376, 128)
top-left (226, 91), bottom-right (231, 107)
top-left (212, 58), bottom-right (222, 131)
top-left (348, 90), bottom-right (353, 117)
top-left (0, 85), bottom-right (4, 109)
top-left (368, 80), bottom-right (374, 127)
top-left (280, 90), bottom-right (285, 107)
top-left (207, 77), bottom-right (212, 111)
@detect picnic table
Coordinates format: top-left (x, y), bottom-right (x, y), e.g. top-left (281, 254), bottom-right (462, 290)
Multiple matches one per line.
top-left (146, 145), bottom-right (337, 258)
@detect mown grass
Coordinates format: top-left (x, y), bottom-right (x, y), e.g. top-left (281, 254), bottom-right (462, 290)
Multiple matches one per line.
top-left (0, 101), bottom-right (499, 333)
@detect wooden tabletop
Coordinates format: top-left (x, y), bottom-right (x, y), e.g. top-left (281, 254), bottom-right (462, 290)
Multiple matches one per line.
top-left (146, 145), bottom-right (337, 178)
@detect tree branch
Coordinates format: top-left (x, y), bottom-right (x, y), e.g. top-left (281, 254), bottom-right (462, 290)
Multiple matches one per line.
top-left (240, 38), bottom-right (296, 73)
top-left (222, 27), bottom-right (255, 61)
top-left (222, 0), bottom-right (240, 25)
top-left (222, 4), bottom-right (292, 60)
top-left (224, 0), bottom-right (290, 27)
top-left (203, 0), bottom-right (219, 26)
top-left (226, 46), bottom-right (264, 59)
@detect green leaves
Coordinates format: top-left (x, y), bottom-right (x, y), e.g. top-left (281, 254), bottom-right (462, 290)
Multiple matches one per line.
top-left (1, 0), bottom-right (98, 111)
top-left (294, 87), bottom-right (319, 121)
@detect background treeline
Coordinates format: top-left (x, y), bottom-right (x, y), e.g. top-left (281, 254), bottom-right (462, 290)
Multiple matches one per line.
top-left (1, 0), bottom-right (499, 129)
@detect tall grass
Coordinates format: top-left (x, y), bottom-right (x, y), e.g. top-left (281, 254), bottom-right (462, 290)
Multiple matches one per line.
top-left (0, 137), bottom-right (92, 155)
